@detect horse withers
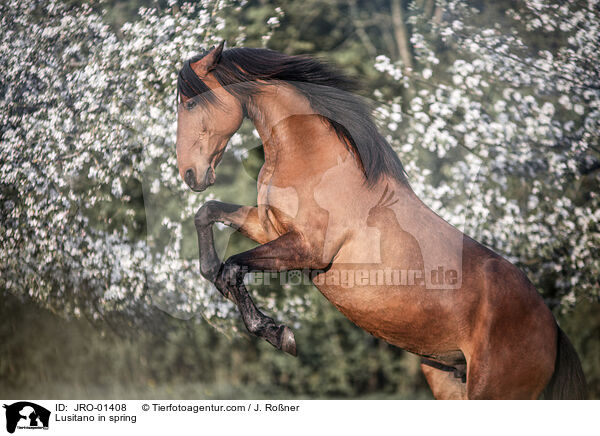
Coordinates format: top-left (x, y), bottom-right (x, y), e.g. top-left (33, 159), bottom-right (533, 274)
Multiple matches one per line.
top-left (175, 43), bottom-right (586, 399)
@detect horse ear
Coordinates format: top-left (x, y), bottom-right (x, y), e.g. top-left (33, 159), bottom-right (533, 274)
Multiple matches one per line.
top-left (191, 41), bottom-right (225, 77)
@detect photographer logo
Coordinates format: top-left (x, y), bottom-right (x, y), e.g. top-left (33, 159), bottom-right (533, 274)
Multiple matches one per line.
top-left (3, 402), bottom-right (50, 433)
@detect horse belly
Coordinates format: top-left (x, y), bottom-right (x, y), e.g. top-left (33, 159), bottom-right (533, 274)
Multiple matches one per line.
top-left (312, 266), bottom-right (464, 354)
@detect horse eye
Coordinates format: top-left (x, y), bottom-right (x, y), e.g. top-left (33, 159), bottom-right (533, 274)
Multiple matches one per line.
top-left (184, 100), bottom-right (197, 110)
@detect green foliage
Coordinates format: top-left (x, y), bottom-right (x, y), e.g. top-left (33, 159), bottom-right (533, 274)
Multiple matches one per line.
top-left (0, 290), bottom-right (431, 399)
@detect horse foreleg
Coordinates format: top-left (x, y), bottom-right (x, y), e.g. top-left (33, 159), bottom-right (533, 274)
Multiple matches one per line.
top-left (217, 231), bottom-right (322, 356)
top-left (194, 201), bottom-right (274, 296)
top-left (194, 202), bottom-right (303, 355)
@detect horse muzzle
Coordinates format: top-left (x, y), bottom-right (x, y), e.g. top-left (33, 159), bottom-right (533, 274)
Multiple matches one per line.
top-left (184, 167), bottom-right (216, 192)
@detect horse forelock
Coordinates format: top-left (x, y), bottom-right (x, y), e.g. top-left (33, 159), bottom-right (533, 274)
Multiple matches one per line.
top-left (177, 54), bottom-right (218, 106)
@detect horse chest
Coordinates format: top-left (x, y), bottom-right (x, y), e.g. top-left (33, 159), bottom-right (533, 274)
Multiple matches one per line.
top-left (257, 172), bottom-right (299, 236)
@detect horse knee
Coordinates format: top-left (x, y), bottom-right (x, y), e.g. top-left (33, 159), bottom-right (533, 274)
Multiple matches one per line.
top-left (220, 258), bottom-right (245, 285)
top-left (200, 258), bottom-right (221, 281)
top-left (194, 200), bottom-right (219, 228)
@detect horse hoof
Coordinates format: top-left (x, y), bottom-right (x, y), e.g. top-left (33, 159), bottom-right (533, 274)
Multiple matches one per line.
top-left (280, 326), bottom-right (297, 357)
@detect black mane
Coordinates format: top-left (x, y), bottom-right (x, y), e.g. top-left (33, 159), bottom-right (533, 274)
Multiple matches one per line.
top-left (178, 47), bottom-right (408, 184)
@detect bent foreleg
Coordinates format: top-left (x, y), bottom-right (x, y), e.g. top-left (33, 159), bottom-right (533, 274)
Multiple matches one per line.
top-left (218, 231), bottom-right (325, 356)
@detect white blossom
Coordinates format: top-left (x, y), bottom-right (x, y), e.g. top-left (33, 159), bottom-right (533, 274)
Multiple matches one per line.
top-left (374, 0), bottom-right (600, 306)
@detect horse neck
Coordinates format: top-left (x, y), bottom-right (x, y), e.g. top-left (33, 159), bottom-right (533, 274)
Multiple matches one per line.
top-left (245, 83), bottom-right (340, 167)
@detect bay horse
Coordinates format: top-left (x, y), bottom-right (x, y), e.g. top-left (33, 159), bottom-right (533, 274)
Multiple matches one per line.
top-left (175, 42), bottom-right (586, 399)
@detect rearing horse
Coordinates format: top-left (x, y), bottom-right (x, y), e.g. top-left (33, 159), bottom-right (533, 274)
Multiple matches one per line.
top-left (175, 43), bottom-right (586, 399)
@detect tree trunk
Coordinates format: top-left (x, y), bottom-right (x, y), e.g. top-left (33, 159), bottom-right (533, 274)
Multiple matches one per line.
top-left (391, 0), bottom-right (413, 71)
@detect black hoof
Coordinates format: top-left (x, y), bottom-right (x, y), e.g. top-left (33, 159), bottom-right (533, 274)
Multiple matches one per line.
top-left (279, 326), bottom-right (297, 357)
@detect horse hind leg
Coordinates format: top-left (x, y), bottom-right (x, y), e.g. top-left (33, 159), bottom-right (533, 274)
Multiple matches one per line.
top-left (421, 360), bottom-right (467, 400)
top-left (465, 340), bottom-right (555, 400)
top-left (464, 260), bottom-right (557, 399)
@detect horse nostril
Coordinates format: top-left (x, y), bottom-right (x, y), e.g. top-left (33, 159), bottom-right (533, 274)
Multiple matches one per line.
top-left (184, 168), bottom-right (196, 188)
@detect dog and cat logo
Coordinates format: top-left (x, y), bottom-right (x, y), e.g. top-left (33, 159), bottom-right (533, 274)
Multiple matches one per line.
top-left (3, 402), bottom-right (50, 433)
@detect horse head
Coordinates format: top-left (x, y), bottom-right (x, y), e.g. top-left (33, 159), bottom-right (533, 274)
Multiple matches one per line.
top-left (176, 42), bottom-right (243, 192)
